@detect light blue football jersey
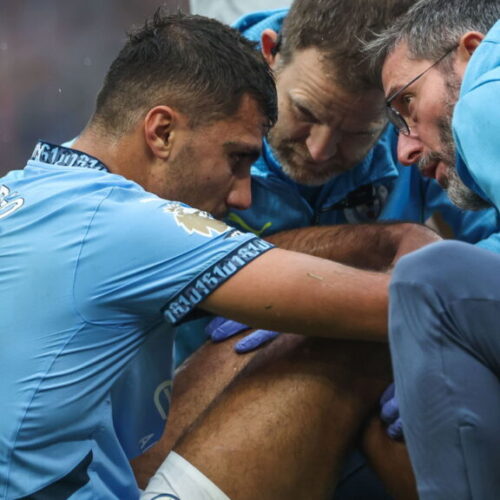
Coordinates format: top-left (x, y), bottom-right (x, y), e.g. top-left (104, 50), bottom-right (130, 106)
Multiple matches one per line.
top-left (0, 142), bottom-right (273, 499)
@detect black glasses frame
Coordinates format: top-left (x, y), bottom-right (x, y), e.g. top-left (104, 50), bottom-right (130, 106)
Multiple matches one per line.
top-left (385, 46), bottom-right (457, 135)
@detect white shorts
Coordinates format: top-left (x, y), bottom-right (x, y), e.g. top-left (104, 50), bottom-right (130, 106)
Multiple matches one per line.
top-left (140, 451), bottom-right (230, 500)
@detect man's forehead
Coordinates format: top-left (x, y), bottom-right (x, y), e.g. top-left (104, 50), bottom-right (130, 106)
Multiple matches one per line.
top-left (281, 47), bottom-right (385, 117)
top-left (217, 94), bottom-right (267, 129)
top-left (210, 96), bottom-right (266, 151)
top-left (382, 42), bottom-right (430, 96)
top-left (279, 48), bottom-right (335, 85)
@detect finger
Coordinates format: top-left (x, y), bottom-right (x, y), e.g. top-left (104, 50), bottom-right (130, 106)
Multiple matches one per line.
top-left (205, 316), bottom-right (228, 333)
top-left (380, 397), bottom-right (399, 423)
top-left (207, 318), bottom-right (251, 341)
top-left (380, 382), bottom-right (395, 406)
top-left (387, 418), bottom-right (404, 440)
top-left (234, 330), bottom-right (280, 353)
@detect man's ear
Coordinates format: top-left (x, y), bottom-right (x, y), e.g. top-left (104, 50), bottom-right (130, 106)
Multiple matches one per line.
top-left (458, 31), bottom-right (485, 61)
top-left (143, 106), bottom-right (177, 160)
top-left (261, 29), bottom-right (280, 68)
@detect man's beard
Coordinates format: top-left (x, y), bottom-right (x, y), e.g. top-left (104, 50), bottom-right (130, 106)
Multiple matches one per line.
top-left (447, 164), bottom-right (491, 211)
top-left (267, 129), bottom-right (344, 186)
top-left (419, 71), bottom-right (490, 211)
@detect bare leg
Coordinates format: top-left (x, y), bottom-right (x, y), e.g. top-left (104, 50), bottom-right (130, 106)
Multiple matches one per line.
top-left (131, 332), bottom-right (258, 488)
top-left (361, 416), bottom-right (418, 500)
top-left (134, 334), bottom-right (418, 499)
top-left (170, 335), bottom-right (392, 500)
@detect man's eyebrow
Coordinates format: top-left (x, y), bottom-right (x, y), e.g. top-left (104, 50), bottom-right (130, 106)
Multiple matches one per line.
top-left (223, 142), bottom-right (262, 158)
top-left (289, 95), bottom-right (323, 121)
top-left (385, 84), bottom-right (404, 102)
top-left (342, 128), bottom-right (380, 136)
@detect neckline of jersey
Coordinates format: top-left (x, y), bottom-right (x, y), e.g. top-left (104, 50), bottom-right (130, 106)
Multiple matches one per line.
top-left (30, 141), bottom-right (109, 172)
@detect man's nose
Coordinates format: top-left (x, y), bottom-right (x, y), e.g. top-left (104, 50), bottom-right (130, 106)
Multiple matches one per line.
top-left (227, 175), bottom-right (252, 211)
top-left (306, 124), bottom-right (339, 163)
top-left (397, 132), bottom-right (424, 166)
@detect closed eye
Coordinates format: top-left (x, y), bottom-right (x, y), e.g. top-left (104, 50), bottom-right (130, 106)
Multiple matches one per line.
top-left (293, 102), bottom-right (320, 124)
top-left (230, 152), bottom-right (259, 173)
top-left (343, 130), bottom-right (377, 137)
top-left (224, 142), bottom-right (261, 173)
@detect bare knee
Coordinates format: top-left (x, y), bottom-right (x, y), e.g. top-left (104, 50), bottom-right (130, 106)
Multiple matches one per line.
top-left (234, 334), bottom-right (392, 408)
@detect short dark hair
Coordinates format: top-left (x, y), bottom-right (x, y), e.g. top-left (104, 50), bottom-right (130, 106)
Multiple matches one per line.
top-left (278, 0), bottom-right (417, 92)
top-left (91, 10), bottom-right (277, 135)
top-left (366, 0), bottom-right (500, 81)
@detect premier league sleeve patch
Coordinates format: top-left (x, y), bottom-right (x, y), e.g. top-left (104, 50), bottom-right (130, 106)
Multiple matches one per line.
top-left (162, 203), bottom-right (231, 237)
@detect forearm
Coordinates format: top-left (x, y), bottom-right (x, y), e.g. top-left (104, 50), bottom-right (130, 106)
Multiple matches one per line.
top-left (265, 222), bottom-right (441, 270)
top-left (201, 248), bottom-right (390, 342)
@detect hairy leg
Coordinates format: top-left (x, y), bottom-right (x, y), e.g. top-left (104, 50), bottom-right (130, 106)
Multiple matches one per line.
top-left (134, 334), bottom-right (419, 499)
top-left (167, 335), bottom-right (392, 500)
top-left (131, 333), bottom-right (256, 488)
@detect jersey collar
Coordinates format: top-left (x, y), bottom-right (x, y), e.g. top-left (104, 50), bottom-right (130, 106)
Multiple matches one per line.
top-left (30, 141), bottom-right (109, 172)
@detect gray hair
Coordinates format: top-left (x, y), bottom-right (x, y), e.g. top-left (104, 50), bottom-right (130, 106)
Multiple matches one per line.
top-left (365, 0), bottom-right (500, 83)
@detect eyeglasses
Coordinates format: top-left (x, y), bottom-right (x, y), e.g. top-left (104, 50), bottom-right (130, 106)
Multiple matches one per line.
top-left (385, 46), bottom-right (457, 135)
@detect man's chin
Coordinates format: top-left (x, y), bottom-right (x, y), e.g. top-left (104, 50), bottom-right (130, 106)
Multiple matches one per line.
top-left (447, 170), bottom-right (492, 211)
top-left (280, 160), bottom-right (341, 186)
top-left (284, 168), bottom-right (334, 186)
top-left (434, 162), bottom-right (452, 189)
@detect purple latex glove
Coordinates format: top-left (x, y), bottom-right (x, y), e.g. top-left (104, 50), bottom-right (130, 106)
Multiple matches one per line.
top-left (380, 382), bottom-right (404, 440)
top-left (206, 316), bottom-right (280, 353)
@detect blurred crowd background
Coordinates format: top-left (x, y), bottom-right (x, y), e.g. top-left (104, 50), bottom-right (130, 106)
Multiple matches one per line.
top-left (0, 1), bottom-right (289, 176)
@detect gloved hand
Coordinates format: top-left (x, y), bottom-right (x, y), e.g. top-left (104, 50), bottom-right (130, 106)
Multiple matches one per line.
top-left (206, 316), bottom-right (280, 353)
top-left (380, 382), bottom-right (404, 440)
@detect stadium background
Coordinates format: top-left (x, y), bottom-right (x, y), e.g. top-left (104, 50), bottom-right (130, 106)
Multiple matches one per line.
top-left (0, 1), bottom-right (189, 176)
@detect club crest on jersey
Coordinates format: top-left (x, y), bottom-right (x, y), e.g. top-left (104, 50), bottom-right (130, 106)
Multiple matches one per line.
top-left (0, 185), bottom-right (24, 220)
top-left (163, 204), bottom-right (230, 237)
top-left (343, 184), bottom-right (390, 223)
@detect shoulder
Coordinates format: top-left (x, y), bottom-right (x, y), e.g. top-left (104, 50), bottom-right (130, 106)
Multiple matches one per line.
top-left (92, 192), bottom-right (235, 254)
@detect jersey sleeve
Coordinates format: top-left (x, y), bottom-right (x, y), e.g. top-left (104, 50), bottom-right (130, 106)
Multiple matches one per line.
top-left (74, 187), bottom-right (273, 325)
